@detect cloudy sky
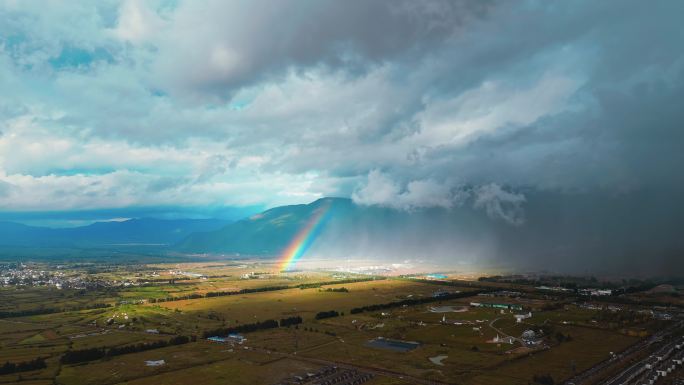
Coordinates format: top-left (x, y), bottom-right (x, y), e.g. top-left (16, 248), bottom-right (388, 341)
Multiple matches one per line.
top-left (0, 0), bottom-right (682, 227)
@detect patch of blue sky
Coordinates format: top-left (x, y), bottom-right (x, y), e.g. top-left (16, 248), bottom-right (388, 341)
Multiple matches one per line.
top-left (151, 88), bottom-right (169, 98)
top-left (205, 99), bottom-right (252, 111)
top-left (1, 34), bottom-right (25, 51)
top-left (48, 45), bottom-right (113, 70)
top-left (44, 167), bottom-right (117, 177)
top-left (0, 34), bottom-right (33, 67)
top-left (227, 87), bottom-right (259, 110)
top-left (229, 99), bottom-right (251, 111)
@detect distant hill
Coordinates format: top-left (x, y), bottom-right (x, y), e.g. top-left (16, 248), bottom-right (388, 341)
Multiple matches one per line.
top-left (176, 197), bottom-right (494, 257)
top-left (177, 193), bottom-right (684, 275)
top-left (0, 218), bottom-right (230, 248)
top-left (2, 192), bottom-right (682, 274)
top-left (177, 198), bottom-right (353, 254)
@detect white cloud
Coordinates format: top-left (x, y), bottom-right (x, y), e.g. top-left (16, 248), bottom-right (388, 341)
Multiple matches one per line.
top-left (0, 168), bottom-right (333, 211)
top-left (352, 171), bottom-right (526, 226)
top-left (351, 170), bottom-right (401, 208)
top-left (111, 0), bottom-right (165, 44)
top-left (473, 183), bottom-right (526, 226)
top-left (415, 71), bottom-right (581, 146)
top-left (352, 170), bottom-right (469, 211)
top-left (145, 0), bottom-right (490, 99)
top-left (0, 0), bottom-right (682, 216)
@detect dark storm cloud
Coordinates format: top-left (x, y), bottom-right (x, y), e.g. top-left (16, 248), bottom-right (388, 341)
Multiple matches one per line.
top-left (154, 0), bottom-right (496, 98)
top-left (346, 0), bottom-right (684, 197)
top-left (1, 0), bottom-right (683, 272)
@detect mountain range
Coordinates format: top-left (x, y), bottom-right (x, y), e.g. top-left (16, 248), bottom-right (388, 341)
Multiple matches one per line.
top-left (0, 218), bottom-right (230, 248)
top-left (1, 193), bottom-right (682, 274)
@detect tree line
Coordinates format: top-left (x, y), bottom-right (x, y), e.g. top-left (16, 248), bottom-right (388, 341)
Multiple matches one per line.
top-left (408, 278), bottom-right (496, 291)
top-left (350, 290), bottom-right (482, 314)
top-left (60, 335), bottom-right (193, 364)
top-left (0, 357), bottom-right (46, 375)
top-left (149, 285), bottom-right (290, 303)
top-left (202, 316), bottom-right (303, 338)
top-left (149, 277), bottom-right (382, 304)
top-left (322, 287), bottom-right (348, 292)
top-left (279, 316), bottom-right (304, 327)
top-left (0, 303), bottom-right (111, 319)
top-left (296, 277), bottom-right (382, 289)
top-left (315, 310), bottom-right (340, 319)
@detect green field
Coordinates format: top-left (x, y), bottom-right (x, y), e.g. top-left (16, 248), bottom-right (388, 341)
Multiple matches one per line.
top-left (0, 261), bottom-right (670, 385)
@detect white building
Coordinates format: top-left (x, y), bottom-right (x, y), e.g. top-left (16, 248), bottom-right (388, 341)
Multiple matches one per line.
top-left (145, 360), bottom-right (165, 367)
top-left (492, 334), bottom-right (515, 344)
top-left (514, 312), bottom-right (532, 323)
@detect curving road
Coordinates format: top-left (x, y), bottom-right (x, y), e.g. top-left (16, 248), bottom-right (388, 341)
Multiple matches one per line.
top-left (488, 317), bottom-right (521, 344)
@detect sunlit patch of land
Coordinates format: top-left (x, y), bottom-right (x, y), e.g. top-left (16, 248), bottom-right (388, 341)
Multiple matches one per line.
top-left (0, 259), bottom-right (681, 385)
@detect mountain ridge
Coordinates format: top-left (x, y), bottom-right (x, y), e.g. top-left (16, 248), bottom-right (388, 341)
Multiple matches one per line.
top-left (177, 197), bottom-right (353, 255)
top-left (0, 218), bottom-right (231, 247)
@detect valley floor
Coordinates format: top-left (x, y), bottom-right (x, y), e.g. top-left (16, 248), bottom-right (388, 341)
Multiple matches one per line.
top-left (0, 261), bottom-right (681, 385)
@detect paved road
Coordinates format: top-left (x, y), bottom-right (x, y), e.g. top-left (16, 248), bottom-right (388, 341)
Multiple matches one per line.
top-left (488, 317), bottom-right (521, 344)
top-left (602, 334), bottom-right (683, 385)
top-left (563, 320), bottom-right (683, 385)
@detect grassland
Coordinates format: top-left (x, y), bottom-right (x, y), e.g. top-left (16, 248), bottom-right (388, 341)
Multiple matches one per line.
top-left (0, 261), bottom-right (674, 385)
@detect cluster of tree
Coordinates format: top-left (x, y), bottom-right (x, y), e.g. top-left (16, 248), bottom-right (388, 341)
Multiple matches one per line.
top-left (205, 311), bottom-right (223, 321)
top-left (136, 274), bottom-right (230, 284)
top-left (479, 275), bottom-right (605, 290)
top-left (296, 277), bottom-right (382, 289)
top-left (478, 275), bottom-right (539, 285)
top-left (532, 374), bottom-right (555, 385)
top-left (540, 302), bottom-right (567, 311)
top-left (60, 335), bottom-right (193, 364)
top-left (611, 282), bottom-right (659, 295)
top-left (202, 319), bottom-right (282, 338)
top-left (322, 287), bottom-right (348, 292)
top-left (0, 358), bottom-right (46, 375)
top-left (150, 285), bottom-right (290, 303)
top-left (314, 310), bottom-right (340, 320)
top-left (139, 277), bottom-right (193, 284)
top-left (350, 291), bottom-right (481, 314)
top-left (241, 285), bottom-right (290, 294)
top-left (147, 293), bottom-right (202, 303)
top-left (167, 278), bottom-right (194, 284)
top-left (593, 295), bottom-right (674, 307)
top-left (477, 275), bottom-right (502, 282)
top-left (479, 275), bottom-right (676, 298)
top-left (0, 303), bottom-right (111, 319)
top-left (203, 274), bottom-right (232, 279)
top-left (408, 278), bottom-right (498, 292)
top-left (279, 316), bottom-right (303, 327)
top-left (592, 309), bottom-right (650, 326)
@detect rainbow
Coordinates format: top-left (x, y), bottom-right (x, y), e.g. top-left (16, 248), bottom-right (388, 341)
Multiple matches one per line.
top-left (278, 200), bottom-right (333, 272)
